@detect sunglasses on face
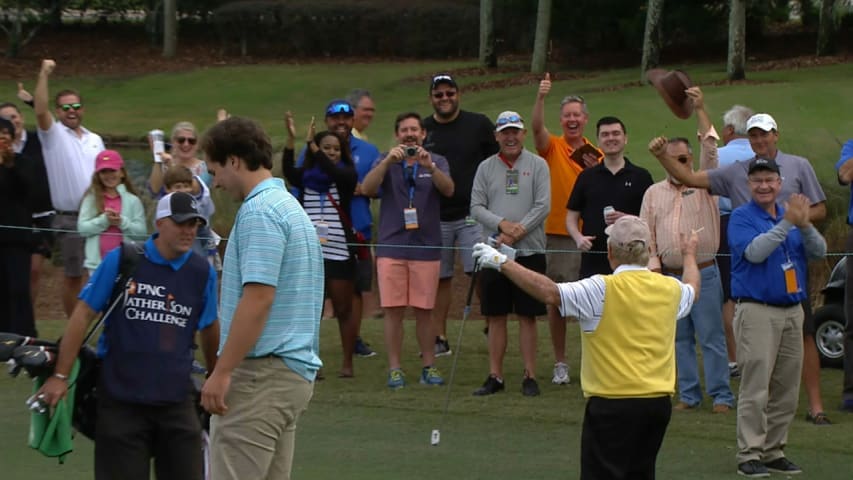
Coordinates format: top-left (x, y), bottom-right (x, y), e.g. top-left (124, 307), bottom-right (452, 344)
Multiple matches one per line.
top-left (432, 90), bottom-right (457, 100)
top-left (496, 114), bottom-right (523, 127)
top-left (326, 103), bottom-right (353, 116)
top-left (59, 103), bottom-right (82, 112)
top-left (677, 155), bottom-right (690, 164)
top-left (175, 136), bottom-right (197, 145)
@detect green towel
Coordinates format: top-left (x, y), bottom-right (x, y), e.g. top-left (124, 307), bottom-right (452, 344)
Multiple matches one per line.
top-left (28, 359), bottom-right (80, 464)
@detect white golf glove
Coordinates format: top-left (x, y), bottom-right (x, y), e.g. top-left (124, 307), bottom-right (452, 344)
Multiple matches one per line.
top-left (472, 242), bottom-right (507, 271)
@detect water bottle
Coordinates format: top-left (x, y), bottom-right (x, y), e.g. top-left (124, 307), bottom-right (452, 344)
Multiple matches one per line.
top-left (150, 129), bottom-right (165, 163)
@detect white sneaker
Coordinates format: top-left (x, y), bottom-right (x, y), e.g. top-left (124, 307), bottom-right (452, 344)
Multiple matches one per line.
top-left (552, 362), bottom-right (570, 385)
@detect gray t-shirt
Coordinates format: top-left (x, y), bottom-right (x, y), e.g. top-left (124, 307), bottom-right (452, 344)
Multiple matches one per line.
top-left (470, 149), bottom-right (551, 256)
top-left (707, 150), bottom-right (826, 207)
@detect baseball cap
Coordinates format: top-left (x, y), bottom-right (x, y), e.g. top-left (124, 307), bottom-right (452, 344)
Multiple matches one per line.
top-left (495, 111), bottom-right (525, 132)
top-left (95, 150), bottom-right (124, 172)
top-left (746, 113), bottom-right (777, 132)
top-left (325, 99), bottom-right (354, 117)
top-left (605, 215), bottom-right (651, 248)
top-left (155, 191), bottom-right (207, 225)
top-left (747, 157), bottom-right (780, 175)
top-left (430, 73), bottom-right (458, 91)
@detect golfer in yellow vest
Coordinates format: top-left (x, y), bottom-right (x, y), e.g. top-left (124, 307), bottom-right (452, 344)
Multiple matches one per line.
top-left (472, 215), bottom-right (699, 480)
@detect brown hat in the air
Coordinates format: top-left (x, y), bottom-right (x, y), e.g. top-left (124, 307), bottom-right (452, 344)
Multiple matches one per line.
top-left (646, 69), bottom-right (694, 120)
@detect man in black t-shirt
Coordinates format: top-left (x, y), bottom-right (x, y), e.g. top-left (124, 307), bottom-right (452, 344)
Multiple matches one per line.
top-left (423, 73), bottom-right (499, 355)
top-left (567, 117), bottom-right (654, 278)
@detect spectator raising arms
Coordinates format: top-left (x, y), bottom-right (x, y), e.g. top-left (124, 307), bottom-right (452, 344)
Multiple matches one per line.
top-left (282, 111), bottom-right (360, 378)
top-left (77, 150), bottom-right (147, 273)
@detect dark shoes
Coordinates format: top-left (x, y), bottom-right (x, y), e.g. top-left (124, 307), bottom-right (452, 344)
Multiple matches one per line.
top-left (354, 337), bottom-right (377, 357)
top-left (764, 457), bottom-right (802, 475)
top-left (521, 377), bottom-right (540, 397)
top-left (435, 336), bottom-right (452, 357)
top-left (737, 460), bottom-right (769, 478)
top-left (473, 374), bottom-right (505, 396)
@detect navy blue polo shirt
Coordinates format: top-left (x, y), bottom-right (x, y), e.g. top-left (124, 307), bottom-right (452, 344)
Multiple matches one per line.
top-left (728, 200), bottom-right (808, 305)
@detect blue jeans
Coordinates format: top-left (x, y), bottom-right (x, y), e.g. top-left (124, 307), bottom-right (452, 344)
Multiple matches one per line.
top-left (672, 264), bottom-right (734, 407)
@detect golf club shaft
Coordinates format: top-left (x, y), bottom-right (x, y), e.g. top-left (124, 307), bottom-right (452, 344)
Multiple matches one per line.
top-left (438, 264), bottom-right (480, 433)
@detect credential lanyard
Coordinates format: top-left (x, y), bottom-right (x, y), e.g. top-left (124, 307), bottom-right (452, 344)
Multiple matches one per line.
top-left (404, 163), bottom-right (419, 208)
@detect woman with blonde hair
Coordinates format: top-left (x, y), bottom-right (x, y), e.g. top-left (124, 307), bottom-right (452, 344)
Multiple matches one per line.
top-left (148, 121), bottom-right (212, 196)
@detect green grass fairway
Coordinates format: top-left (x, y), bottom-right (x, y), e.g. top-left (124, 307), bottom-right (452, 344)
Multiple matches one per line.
top-left (1, 316), bottom-right (850, 479)
top-left (3, 60), bottom-right (853, 478)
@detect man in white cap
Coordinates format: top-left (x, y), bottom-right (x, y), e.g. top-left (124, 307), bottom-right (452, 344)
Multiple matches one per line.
top-left (472, 216), bottom-right (699, 479)
top-left (469, 111), bottom-right (550, 397)
top-left (654, 112), bottom-right (830, 426)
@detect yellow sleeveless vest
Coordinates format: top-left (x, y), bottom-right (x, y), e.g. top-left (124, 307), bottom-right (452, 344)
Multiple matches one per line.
top-left (580, 270), bottom-right (682, 398)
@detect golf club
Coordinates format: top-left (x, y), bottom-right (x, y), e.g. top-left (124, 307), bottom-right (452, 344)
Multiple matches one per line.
top-left (432, 261), bottom-right (481, 446)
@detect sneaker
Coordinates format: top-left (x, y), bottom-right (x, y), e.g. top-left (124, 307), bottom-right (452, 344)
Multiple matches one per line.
top-left (420, 365), bottom-right (444, 385)
top-left (387, 368), bottom-right (406, 389)
top-left (673, 401), bottom-right (698, 411)
top-left (805, 411), bottom-right (831, 425)
top-left (472, 374), bottom-right (505, 396)
top-left (522, 377), bottom-right (541, 397)
top-left (551, 362), bottom-right (570, 385)
top-left (737, 460), bottom-right (770, 478)
top-left (435, 336), bottom-right (452, 357)
top-left (729, 362), bottom-right (740, 378)
top-left (763, 457), bottom-right (802, 474)
top-left (354, 337), bottom-right (377, 358)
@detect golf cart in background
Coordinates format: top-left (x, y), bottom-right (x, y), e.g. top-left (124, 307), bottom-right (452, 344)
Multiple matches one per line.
top-left (814, 257), bottom-right (847, 368)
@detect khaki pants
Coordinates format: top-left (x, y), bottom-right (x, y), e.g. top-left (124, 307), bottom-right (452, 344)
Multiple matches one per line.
top-left (734, 302), bottom-right (803, 464)
top-left (210, 356), bottom-right (314, 480)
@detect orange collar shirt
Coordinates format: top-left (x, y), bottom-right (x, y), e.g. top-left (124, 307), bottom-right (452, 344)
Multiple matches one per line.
top-left (538, 134), bottom-right (602, 236)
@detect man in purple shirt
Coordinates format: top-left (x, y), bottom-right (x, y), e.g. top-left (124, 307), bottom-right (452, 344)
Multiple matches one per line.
top-left (361, 112), bottom-right (455, 389)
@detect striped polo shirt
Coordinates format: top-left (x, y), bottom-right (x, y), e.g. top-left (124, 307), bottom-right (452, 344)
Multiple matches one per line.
top-left (219, 177), bottom-right (324, 381)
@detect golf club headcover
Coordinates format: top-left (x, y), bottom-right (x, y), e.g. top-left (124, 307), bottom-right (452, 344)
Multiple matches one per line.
top-left (472, 242), bottom-right (507, 271)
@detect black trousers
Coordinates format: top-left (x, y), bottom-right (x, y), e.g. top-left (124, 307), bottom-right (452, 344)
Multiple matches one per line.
top-left (95, 391), bottom-right (202, 480)
top-left (581, 396), bottom-right (672, 480)
top-left (0, 246), bottom-right (35, 336)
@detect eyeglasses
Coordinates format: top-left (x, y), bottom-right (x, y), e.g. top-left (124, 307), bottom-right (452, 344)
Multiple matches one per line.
top-left (59, 103), bottom-right (82, 112)
top-left (175, 136), bottom-right (197, 145)
top-left (432, 90), bottom-right (457, 100)
top-left (496, 114), bottom-right (523, 127)
top-left (326, 103), bottom-right (353, 116)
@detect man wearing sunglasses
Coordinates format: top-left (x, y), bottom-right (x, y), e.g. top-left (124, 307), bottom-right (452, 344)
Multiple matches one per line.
top-left (423, 73), bottom-right (499, 358)
top-left (295, 99), bottom-right (382, 358)
top-left (642, 87), bottom-right (734, 415)
top-left (33, 58), bottom-right (105, 318)
top-left (532, 72), bottom-right (604, 387)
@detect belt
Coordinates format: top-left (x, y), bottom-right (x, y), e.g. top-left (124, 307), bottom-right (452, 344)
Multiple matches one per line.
top-left (662, 259), bottom-right (715, 276)
top-left (55, 210), bottom-right (79, 216)
top-left (32, 210), bottom-right (56, 219)
top-left (735, 298), bottom-right (801, 309)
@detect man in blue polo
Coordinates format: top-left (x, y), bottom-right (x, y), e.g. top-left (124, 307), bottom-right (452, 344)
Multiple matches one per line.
top-left (296, 99), bottom-right (381, 358)
top-left (37, 191), bottom-right (220, 480)
top-left (728, 158), bottom-right (826, 478)
top-left (834, 138), bottom-right (853, 413)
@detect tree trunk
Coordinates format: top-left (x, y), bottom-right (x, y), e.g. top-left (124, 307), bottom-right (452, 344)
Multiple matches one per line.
top-left (640, 0), bottom-right (665, 82)
top-left (479, 0), bottom-right (497, 68)
top-left (727, 0), bottom-right (747, 80)
top-left (163, 0), bottom-right (177, 57)
top-left (530, 0), bottom-right (552, 74)
top-left (817, 0), bottom-right (838, 56)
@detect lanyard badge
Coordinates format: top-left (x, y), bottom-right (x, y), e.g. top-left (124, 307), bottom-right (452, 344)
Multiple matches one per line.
top-left (505, 169), bottom-right (519, 195)
top-left (782, 261), bottom-right (800, 295)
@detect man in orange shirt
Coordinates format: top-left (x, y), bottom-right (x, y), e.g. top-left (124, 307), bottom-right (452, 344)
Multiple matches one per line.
top-left (532, 73), bottom-right (602, 385)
